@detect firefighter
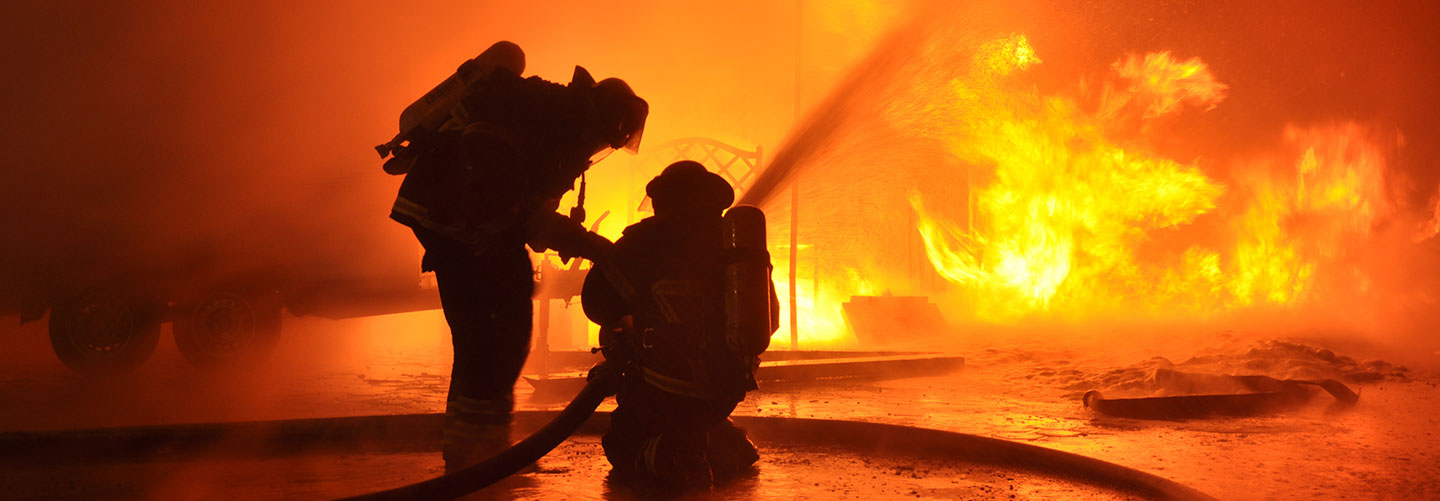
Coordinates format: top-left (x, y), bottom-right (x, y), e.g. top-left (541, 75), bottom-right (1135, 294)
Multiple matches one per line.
top-left (384, 42), bottom-right (648, 471)
top-left (581, 161), bottom-right (780, 491)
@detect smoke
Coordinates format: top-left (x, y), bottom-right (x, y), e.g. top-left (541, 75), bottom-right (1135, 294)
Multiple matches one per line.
top-left (0, 0), bottom-right (808, 303)
top-left (0, 4), bottom-right (1437, 498)
top-left (0, 0), bottom-right (822, 440)
top-left (0, 0), bottom-right (803, 447)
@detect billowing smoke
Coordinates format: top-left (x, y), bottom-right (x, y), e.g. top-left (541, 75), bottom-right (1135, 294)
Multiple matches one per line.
top-left (0, 0), bottom-right (805, 308)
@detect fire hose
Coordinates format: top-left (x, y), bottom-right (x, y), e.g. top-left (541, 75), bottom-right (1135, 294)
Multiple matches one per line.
top-left (341, 362), bottom-right (622, 501)
top-left (1083, 372), bottom-right (1360, 420)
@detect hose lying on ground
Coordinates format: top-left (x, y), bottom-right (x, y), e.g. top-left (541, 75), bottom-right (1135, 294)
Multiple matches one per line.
top-left (342, 364), bottom-right (621, 501)
top-left (732, 416), bottom-right (1215, 501)
top-left (1082, 375), bottom-right (1359, 420)
top-left (0, 370), bottom-right (1214, 499)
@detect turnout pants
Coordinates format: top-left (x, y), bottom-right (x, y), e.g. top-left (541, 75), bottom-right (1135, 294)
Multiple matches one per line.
top-left (429, 243), bottom-right (535, 470)
top-left (603, 377), bottom-right (759, 491)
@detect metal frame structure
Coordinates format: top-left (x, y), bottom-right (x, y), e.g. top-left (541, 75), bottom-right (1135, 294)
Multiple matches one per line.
top-left (643, 137), bottom-right (765, 207)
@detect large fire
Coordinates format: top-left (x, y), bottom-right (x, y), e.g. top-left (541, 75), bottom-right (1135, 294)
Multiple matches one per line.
top-left (902, 35), bottom-right (1393, 323)
top-left (517, 7), bottom-right (1432, 350)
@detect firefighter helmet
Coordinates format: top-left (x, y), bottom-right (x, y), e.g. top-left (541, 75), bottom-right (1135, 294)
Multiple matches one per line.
top-left (646, 161), bottom-right (734, 214)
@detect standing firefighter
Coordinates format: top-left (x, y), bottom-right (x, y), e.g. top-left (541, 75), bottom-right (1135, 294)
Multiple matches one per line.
top-left (582, 161), bottom-right (780, 491)
top-left (377, 41), bottom-right (648, 471)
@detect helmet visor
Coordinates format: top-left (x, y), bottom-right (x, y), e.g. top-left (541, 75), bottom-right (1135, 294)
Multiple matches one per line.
top-left (613, 97), bottom-right (647, 153)
top-left (618, 122), bottom-right (644, 153)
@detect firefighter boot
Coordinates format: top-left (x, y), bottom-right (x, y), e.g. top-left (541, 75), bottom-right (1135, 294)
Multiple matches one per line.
top-left (643, 432), bottom-right (714, 492)
top-left (705, 418), bottom-right (760, 483)
top-left (442, 396), bottom-right (514, 473)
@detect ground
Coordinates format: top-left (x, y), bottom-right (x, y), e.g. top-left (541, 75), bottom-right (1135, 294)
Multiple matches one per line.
top-left (1, 311), bottom-right (1436, 499)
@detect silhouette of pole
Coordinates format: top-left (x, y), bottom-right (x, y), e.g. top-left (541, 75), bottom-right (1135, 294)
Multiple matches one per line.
top-left (789, 187), bottom-right (799, 350)
top-left (788, 0), bottom-right (802, 350)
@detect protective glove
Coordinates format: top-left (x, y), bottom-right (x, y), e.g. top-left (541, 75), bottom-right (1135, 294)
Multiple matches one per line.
top-left (527, 211), bottom-right (614, 262)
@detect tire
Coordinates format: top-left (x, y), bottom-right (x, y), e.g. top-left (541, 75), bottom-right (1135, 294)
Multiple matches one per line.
top-left (48, 291), bottom-right (163, 375)
top-left (173, 291), bottom-right (282, 369)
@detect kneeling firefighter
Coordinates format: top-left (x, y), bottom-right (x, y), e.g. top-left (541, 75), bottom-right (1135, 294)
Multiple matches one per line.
top-left (582, 161), bottom-right (781, 491)
top-left (376, 41), bottom-right (649, 471)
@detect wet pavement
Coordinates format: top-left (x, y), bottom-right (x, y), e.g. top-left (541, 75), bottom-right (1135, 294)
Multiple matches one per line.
top-left (2, 311), bottom-right (1438, 499)
top-left (0, 433), bottom-right (1140, 500)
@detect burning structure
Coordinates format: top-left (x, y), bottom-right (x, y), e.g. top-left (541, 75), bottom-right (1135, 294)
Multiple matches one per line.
top-left (1, 0), bottom-right (1439, 499)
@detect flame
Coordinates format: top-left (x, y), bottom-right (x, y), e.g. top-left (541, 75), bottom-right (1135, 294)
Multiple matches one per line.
top-left (769, 245), bottom-right (877, 348)
top-left (1106, 51), bottom-right (1228, 119)
top-left (909, 36), bottom-right (1224, 320)
top-left (976, 34), bottom-right (1041, 76)
top-left (907, 35), bottom-right (1392, 322)
top-left (1417, 185), bottom-right (1440, 243)
top-left (1228, 124), bottom-right (1391, 307)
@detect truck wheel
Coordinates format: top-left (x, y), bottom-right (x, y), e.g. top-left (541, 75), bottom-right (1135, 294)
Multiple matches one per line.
top-left (173, 291), bottom-right (282, 369)
top-left (48, 291), bottom-right (162, 374)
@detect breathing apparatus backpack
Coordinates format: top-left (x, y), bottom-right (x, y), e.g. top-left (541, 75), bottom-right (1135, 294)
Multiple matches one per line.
top-left (379, 42), bottom-right (648, 254)
top-left (618, 206), bottom-right (773, 404)
top-left (375, 41), bottom-right (525, 175)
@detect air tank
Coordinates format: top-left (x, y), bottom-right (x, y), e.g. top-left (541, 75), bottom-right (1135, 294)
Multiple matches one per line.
top-left (722, 205), bottom-right (771, 362)
top-left (375, 41), bottom-right (526, 166)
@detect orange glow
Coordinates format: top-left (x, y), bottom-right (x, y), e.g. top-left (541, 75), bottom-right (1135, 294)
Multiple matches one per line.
top-left (1227, 124), bottom-right (1391, 307)
top-left (910, 37), bottom-right (1224, 321)
top-left (977, 34), bottom-right (1042, 76)
top-left (1417, 185), bottom-right (1440, 243)
top-left (769, 246), bottom-right (878, 348)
